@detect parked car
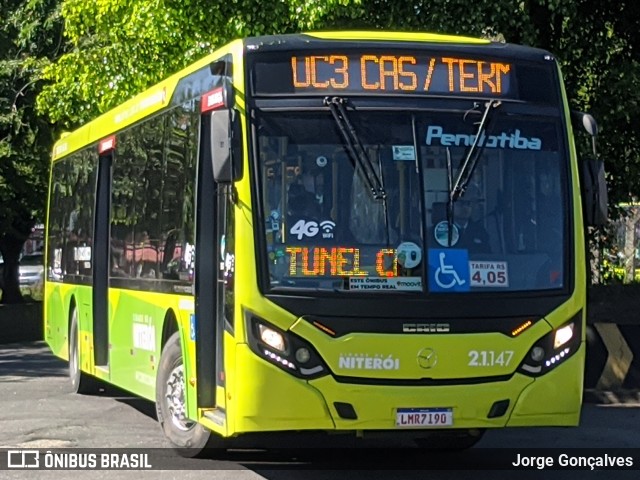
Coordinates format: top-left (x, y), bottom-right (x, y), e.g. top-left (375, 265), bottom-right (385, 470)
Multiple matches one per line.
top-left (19, 253), bottom-right (44, 285)
top-left (19, 252), bottom-right (44, 300)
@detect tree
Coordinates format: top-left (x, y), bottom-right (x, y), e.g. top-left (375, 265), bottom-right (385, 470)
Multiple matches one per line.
top-left (37, 0), bottom-right (355, 128)
top-left (0, 0), bottom-right (62, 303)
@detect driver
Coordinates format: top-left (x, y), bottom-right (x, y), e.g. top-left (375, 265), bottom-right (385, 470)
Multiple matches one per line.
top-left (453, 185), bottom-right (491, 253)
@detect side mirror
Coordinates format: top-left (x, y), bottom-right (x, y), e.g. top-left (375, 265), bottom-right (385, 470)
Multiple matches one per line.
top-left (580, 158), bottom-right (608, 227)
top-left (577, 112), bottom-right (598, 137)
top-left (209, 110), bottom-right (242, 183)
top-left (571, 111), bottom-right (598, 156)
top-left (572, 111), bottom-right (608, 226)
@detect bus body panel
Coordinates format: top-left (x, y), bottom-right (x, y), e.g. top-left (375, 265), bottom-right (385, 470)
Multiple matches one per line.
top-left (289, 318), bottom-right (550, 380)
top-left (105, 289), bottom-right (190, 401)
top-left (507, 344), bottom-right (584, 426)
top-left (44, 281), bottom-right (71, 359)
top-left (45, 283), bottom-right (93, 361)
top-left (232, 344), bottom-right (335, 433)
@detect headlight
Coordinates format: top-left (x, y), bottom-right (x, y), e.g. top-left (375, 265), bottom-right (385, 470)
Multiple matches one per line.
top-left (258, 324), bottom-right (286, 352)
top-left (553, 324), bottom-right (574, 349)
top-left (517, 311), bottom-right (582, 377)
top-left (245, 310), bottom-right (329, 379)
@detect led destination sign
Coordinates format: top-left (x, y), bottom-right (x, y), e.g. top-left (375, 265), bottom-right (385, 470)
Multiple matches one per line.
top-left (253, 51), bottom-right (515, 97)
top-left (293, 55), bottom-right (510, 94)
top-left (281, 246), bottom-right (424, 291)
top-left (285, 246), bottom-right (397, 277)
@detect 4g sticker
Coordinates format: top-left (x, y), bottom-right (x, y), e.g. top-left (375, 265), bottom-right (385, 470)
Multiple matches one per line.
top-left (290, 219), bottom-right (336, 240)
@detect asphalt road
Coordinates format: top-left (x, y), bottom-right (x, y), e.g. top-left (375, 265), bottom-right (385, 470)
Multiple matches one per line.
top-left (0, 342), bottom-right (639, 480)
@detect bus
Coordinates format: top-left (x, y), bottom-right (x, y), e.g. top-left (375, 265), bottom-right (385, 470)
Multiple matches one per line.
top-left (45, 31), bottom-right (607, 454)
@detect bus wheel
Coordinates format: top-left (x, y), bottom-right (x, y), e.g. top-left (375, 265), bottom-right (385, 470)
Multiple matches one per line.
top-left (69, 307), bottom-right (98, 394)
top-left (156, 332), bottom-right (223, 457)
top-left (414, 429), bottom-right (485, 450)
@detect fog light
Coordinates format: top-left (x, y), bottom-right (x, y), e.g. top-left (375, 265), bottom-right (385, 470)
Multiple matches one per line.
top-left (531, 346), bottom-right (545, 362)
top-left (295, 348), bottom-right (311, 363)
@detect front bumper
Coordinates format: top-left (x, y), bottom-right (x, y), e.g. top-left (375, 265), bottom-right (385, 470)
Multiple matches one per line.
top-left (227, 343), bottom-right (584, 435)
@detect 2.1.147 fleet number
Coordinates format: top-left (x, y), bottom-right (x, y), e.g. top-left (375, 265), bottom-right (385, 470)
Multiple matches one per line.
top-left (468, 350), bottom-right (514, 367)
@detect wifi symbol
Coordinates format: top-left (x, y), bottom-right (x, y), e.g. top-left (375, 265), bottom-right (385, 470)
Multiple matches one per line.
top-left (319, 220), bottom-right (336, 238)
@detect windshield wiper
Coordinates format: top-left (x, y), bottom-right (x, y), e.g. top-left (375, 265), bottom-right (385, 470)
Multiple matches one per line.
top-left (449, 99), bottom-right (501, 204)
top-left (443, 100), bottom-right (501, 247)
top-left (445, 147), bottom-right (455, 247)
top-left (324, 96), bottom-right (386, 200)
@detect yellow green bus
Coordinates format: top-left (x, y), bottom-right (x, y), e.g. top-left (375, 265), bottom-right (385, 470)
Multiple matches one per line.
top-left (45, 31), bottom-right (607, 454)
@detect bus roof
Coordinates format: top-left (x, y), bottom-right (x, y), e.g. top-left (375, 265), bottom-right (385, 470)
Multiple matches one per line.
top-left (291, 31), bottom-right (488, 44)
top-left (52, 38), bottom-right (244, 161)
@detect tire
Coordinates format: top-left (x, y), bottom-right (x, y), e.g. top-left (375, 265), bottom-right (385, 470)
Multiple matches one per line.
top-left (414, 429), bottom-right (485, 450)
top-left (69, 306), bottom-right (99, 394)
top-left (156, 332), bottom-right (225, 457)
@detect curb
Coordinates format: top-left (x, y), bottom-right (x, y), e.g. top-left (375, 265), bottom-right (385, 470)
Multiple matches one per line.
top-left (583, 389), bottom-right (640, 405)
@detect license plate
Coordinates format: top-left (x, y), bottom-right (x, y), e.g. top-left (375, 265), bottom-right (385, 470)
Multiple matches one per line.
top-left (395, 408), bottom-right (453, 428)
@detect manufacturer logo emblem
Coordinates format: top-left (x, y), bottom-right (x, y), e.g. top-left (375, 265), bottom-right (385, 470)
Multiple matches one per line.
top-left (417, 348), bottom-right (438, 369)
top-left (403, 323), bottom-right (450, 333)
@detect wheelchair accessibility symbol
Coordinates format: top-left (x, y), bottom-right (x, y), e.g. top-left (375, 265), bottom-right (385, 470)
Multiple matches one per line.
top-left (428, 249), bottom-right (470, 292)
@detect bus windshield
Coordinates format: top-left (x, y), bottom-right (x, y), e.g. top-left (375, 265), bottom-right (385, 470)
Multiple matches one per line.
top-left (257, 107), bottom-right (567, 294)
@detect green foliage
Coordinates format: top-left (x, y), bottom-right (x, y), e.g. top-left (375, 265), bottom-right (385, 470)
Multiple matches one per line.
top-left (38, 0), bottom-right (358, 127)
top-left (0, 0), bottom-right (62, 302)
